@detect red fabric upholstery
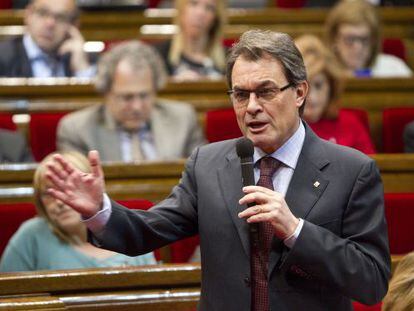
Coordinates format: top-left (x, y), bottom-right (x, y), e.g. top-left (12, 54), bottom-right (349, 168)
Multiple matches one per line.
top-left (275, 0), bottom-right (306, 8)
top-left (0, 203), bottom-right (37, 256)
top-left (0, 113), bottom-right (17, 131)
top-left (29, 112), bottom-right (68, 161)
top-left (382, 107), bottom-right (414, 153)
top-left (382, 38), bottom-right (406, 62)
top-left (205, 108), bottom-right (242, 143)
top-left (147, 0), bottom-right (162, 8)
top-left (385, 193), bottom-right (414, 254)
top-left (352, 301), bottom-right (382, 311)
top-left (0, 1), bottom-right (12, 9)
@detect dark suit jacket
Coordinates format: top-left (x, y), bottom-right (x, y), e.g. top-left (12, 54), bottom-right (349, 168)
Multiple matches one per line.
top-left (92, 123), bottom-right (390, 311)
top-left (404, 120), bottom-right (414, 152)
top-left (0, 129), bottom-right (33, 162)
top-left (0, 37), bottom-right (72, 77)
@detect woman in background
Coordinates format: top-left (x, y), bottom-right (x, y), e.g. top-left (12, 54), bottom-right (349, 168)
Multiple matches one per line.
top-left (155, 0), bottom-right (226, 81)
top-left (295, 34), bottom-right (376, 154)
top-left (382, 252), bottom-right (414, 311)
top-left (0, 151), bottom-right (156, 272)
top-left (325, 0), bottom-right (412, 78)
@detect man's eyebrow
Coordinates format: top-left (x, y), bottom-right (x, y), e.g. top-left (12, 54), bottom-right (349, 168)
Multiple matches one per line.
top-left (233, 80), bottom-right (277, 91)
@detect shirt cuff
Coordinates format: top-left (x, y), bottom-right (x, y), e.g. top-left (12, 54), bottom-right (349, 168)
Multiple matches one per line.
top-left (82, 193), bottom-right (112, 234)
top-left (283, 218), bottom-right (304, 249)
top-left (75, 65), bottom-right (96, 78)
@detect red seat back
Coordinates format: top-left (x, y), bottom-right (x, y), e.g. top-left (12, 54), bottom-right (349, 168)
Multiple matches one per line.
top-left (0, 203), bottom-right (37, 256)
top-left (29, 112), bottom-right (68, 161)
top-left (382, 107), bottom-right (414, 153)
top-left (205, 108), bottom-right (242, 143)
top-left (382, 38), bottom-right (406, 62)
top-left (352, 301), bottom-right (382, 311)
top-left (385, 193), bottom-right (414, 254)
top-left (275, 0), bottom-right (306, 8)
top-left (0, 113), bottom-right (17, 131)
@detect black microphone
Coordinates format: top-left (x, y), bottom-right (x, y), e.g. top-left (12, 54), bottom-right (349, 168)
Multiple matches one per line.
top-left (236, 137), bottom-right (255, 192)
top-left (236, 138), bottom-right (259, 238)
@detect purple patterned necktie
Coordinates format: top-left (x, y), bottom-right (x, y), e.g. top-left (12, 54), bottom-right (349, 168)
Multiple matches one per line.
top-left (251, 156), bottom-right (280, 311)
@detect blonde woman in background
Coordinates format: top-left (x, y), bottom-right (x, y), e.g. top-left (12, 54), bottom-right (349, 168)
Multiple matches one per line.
top-left (325, 0), bottom-right (412, 78)
top-left (382, 252), bottom-right (414, 311)
top-left (0, 151), bottom-right (156, 272)
top-left (295, 34), bottom-right (376, 154)
top-left (155, 0), bottom-right (226, 81)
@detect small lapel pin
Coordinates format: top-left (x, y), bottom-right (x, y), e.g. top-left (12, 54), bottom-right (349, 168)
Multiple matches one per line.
top-left (313, 181), bottom-right (320, 188)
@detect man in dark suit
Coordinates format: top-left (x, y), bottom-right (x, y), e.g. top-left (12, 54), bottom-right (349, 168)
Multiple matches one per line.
top-left (403, 120), bottom-right (414, 152)
top-left (0, 0), bottom-right (94, 77)
top-left (45, 30), bottom-right (390, 311)
top-left (0, 129), bottom-right (33, 162)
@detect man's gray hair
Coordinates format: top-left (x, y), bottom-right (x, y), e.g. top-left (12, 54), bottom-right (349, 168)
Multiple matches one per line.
top-left (226, 30), bottom-right (307, 88)
top-left (95, 40), bottom-right (167, 94)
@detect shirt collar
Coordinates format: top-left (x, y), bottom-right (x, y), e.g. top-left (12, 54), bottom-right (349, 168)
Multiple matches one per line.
top-left (253, 120), bottom-right (305, 169)
top-left (23, 33), bottom-right (49, 61)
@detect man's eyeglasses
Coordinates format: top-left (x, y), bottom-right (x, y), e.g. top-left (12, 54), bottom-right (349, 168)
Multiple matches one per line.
top-left (33, 7), bottom-right (75, 24)
top-left (227, 84), bottom-right (293, 106)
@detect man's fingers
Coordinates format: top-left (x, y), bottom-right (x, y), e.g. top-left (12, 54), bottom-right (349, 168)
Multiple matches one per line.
top-left (243, 185), bottom-right (276, 195)
top-left (88, 150), bottom-right (103, 179)
top-left (52, 154), bottom-right (76, 175)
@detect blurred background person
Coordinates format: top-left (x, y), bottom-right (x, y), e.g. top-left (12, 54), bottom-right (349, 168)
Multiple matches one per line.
top-left (0, 128), bottom-right (33, 162)
top-left (0, 0), bottom-right (95, 77)
top-left (0, 151), bottom-right (156, 272)
top-left (382, 251), bottom-right (414, 311)
top-left (403, 120), bottom-right (414, 153)
top-left (325, 0), bottom-right (412, 78)
top-left (295, 34), bottom-right (376, 154)
top-left (155, 0), bottom-right (226, 81)
top-left (57, 40), bottom-right (205, 162)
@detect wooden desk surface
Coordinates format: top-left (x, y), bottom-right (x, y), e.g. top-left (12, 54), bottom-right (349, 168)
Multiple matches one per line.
top-left (0, 8), bottom-right (413, 40)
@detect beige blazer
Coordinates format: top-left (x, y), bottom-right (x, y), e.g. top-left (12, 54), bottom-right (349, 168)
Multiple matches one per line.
top-left (57, 99), bottom-right (205, 161)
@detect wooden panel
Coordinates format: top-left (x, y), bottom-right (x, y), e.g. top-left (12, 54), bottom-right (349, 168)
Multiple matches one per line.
top-left (0, 8), bottom-right (413, 40)
top-left (0, 264), bottom-right (201, 311)
top-left (0, 155), bottom-right (412, 203)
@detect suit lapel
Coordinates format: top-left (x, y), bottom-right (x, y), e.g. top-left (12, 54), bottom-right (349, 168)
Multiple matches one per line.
top-left (217, 151), bottom-right (251, 259)
top-left (151, 103), bottom-right (174, 159)
top-left (269, 124), bottom-right (330, 275)
top-left (98, 106), bottom-right (123, 161)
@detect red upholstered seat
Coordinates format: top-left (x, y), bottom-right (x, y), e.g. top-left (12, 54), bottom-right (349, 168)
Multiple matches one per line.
top-left (382, 38), bottom-right (407, 62)
top-left (0, 1), bottom-right (12, 9)
top-left (385, 193), bottom-right (414, 254)
top-left (382, 107), bottom-right (414, 153)
top-left (205, 108), bottom-right (242, 143)
top-left (0, 203), bottom-right (37, 256)
top-left (275, 0), bottom-right (306, 8)
top-left (0, 113), bottom-right (17, 131)
top-left (352, 301), bottom-right (382, 311)
top-left (29, 112), bottom-right (68, 161)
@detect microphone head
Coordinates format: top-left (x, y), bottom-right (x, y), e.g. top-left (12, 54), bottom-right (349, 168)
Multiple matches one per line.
top-left (236, 137), bottom-right (254, 159)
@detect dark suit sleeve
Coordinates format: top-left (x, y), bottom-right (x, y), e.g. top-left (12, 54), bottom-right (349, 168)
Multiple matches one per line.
top-left (91, 148), bottom-right (200, 256)
top-left (403, 121), bottom-right (414, 153)
top-left (280, 160), bottom-right (390, 305)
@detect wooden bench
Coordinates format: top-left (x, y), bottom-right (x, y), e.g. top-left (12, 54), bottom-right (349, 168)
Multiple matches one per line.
top-left (0, 78), bottom-right (414, 151)
top-left (0, 7), bottom-right (413, 41)
top-left (0, 256), bottom-right (403, 310)
top-left (0, 263), bottom-right (201, 310)
top-left (0, 154), bottom-right (412, 203)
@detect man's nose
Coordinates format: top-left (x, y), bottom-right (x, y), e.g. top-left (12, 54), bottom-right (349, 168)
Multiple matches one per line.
top-left (246, 92), bottom-right (262, 114)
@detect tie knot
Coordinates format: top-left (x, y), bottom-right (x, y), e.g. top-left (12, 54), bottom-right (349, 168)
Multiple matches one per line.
top-left (259, 157), bottom-right (280, 177)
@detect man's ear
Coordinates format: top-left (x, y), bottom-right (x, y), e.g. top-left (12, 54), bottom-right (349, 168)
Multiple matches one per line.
top-left (295, 80), bottom-right (309, 109)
